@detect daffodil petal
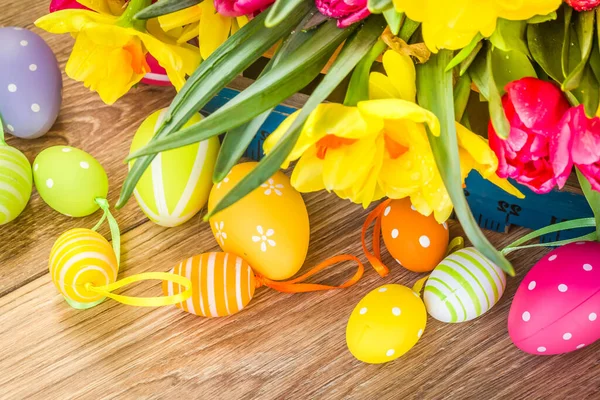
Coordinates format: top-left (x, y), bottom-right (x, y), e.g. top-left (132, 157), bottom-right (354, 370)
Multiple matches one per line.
top-left (35, 9), bottom-right (117, 33)
top-left (199, 0), bottom-right (232, 60)
top-left (381, 50), bottom-right (416, 102)
top-left (369, 72), bottom-right (401, 100)
top-left (322, 139), bottom-right (376, 191)
top-left (456, 122), bottom-right (498, 177)
top-left (290, 148), bottom-right (326, 193)
top-left (358, 99), bottom-right (440, 136)
top-left (158, 5), bottom-right (201, 32)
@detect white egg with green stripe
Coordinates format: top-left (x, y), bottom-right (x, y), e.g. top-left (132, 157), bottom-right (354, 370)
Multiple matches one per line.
top-left (129, 109), bottom-right (220, 227)
top-left (0, 144), bottom-right (32, 225)
top-left (423, 247), bottom-right (506, 323)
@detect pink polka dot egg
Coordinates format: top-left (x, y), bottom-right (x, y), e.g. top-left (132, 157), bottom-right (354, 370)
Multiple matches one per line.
top-left (508, 241), bottom-right (600, 355)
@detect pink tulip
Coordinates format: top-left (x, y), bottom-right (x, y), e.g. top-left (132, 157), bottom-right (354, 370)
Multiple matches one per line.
top-left (316, 0), bottom-right (370, 28)
top-left (489, 77), bottom-right (572, 194)
top-left (559, 105), bottom-right (600, 191)
top-left (214, 0), bottom-right (275, 17)
top-left (49, 0), bottom-right (89, 12)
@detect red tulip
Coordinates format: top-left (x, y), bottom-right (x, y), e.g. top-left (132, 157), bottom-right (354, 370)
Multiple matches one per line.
top-left (558, 105), bottom-right (600, 191)
top-left (489, 77), bottom-right (572, 194)
top-left (214, 0), bottom-right (275, 17)
top-left (316, 0), bottom-right (370, 28)
top-left (565, 0), bottom-right (600, 11)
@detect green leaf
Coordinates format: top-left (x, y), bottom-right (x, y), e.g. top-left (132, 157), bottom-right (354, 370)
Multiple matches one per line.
top-left (490, 47), bottom-right (537, 92)
top-left (561, 6), bottom-right (573, 79)
top-left (489, 19), bottom-right (529, 56)
top-left (445, 34), bottom-right (482, 72)
top-left (344, 39), bottom-right (387, 106)
top-left (265, 0), bottom-right (308, 28)
top-left (563, 10), bottom-right (595, 91)
top-left (213, 15), bottom-right (319, 183)
top-left (486, 49), bottom-right (510, 139)
top-left (368, 0), bottom-right (393, 13)
top-left (588, 35), bottom-right (600, 82)
top-left (459, 41), bottom-right (483, 76)
top-left (117, 2), bottom-right (312, 208)
top-left (383, 9), bottom-right (403, 35)
top-left (127, 19), bottom-right (354, 160)
top-left (527, 11), bottom-right (557, 24)
top-left (528, 12), bottom-right (567, 82)
top-left (572, 65), bottom-right (600, 116)
top-left (577, 168), bottom-right (600, 240)
top-left (453, 73), bottom-right (471, 122)
top-left (206, 15), bottom-right (387, 219)
top-left (398, 16), bottom-right (420, 42)
top-left (135, 0), bottom-right (201, 20)
top-left (416, 50), bottom-right (515, 275)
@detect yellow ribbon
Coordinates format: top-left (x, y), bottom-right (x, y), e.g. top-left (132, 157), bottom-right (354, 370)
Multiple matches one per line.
top-left (85, 272), bottom-right (192, 307)
top-left (412, 236), bottom-right (465, 296)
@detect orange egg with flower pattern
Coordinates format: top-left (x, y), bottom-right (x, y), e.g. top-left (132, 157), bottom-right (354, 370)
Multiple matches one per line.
top-left (208, 162), bottom-right (310, 281)
top-left (381, 198), bottom-right (449, 272)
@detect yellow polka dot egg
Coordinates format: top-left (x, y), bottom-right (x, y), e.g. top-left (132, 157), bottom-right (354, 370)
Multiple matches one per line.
top-left (0, 143), bottom-right (32, 225)
top-left (49, 228), bottom-right (118, 305)
top-left (346, 284), bottom-right (426, 364)
top-left (130, 109), bottom-right (219, 227)
top-left (208, 162), bottom-right (310, 281)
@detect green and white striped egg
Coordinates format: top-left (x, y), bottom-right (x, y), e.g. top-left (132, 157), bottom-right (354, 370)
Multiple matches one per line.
top-left (0, 144), bottom-right (32, 224)
top-left (129, 109), bottom-right (219, 227)
top-left (423, 247), bottom-right (506, 323)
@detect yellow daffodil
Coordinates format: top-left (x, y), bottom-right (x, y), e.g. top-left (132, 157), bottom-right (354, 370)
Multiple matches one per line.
top-left (392, 0), bottom-right (561, 52)
top-left (158, 0), bottom-right (248, 59)
top-left (36, 1), bottom-right (200, 104)
top-left (264, 50), bottom-right (523, 222)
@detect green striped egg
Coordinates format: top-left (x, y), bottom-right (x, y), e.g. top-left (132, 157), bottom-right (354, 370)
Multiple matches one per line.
top-left (130, 109), bottom-right (219, 227)
top-left (423, 247), bottom-right (506, 323)
top-left (0, 144), bottom-right (32, 224)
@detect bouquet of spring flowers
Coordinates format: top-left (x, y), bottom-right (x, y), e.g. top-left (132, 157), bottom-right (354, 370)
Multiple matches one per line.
top-left (37, 0), bottom-right (600, 275)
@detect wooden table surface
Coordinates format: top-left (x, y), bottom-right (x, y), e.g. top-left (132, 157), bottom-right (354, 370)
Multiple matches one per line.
top-left (2, 3), bottom-right (599, 399)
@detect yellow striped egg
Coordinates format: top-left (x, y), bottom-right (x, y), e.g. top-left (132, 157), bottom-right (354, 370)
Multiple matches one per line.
top-left (208, 162), bottom-right (310, 281)
top-left (164, 252), bottom-right (255, 317)
top-left (346, 284), bottom-right (427, 364)
top-left (49, 228), bottom-right (118, 304)
top-left (130, 109), bottom-right (220, 227)
top-left (0, 144), bottom-right (32, 225)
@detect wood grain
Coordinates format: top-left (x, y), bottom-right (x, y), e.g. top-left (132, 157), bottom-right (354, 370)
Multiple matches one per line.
top-left (1, 3), bottom-right (599, 400)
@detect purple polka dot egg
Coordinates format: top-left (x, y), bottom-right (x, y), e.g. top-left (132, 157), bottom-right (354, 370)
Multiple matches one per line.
top-left (0, 27), bottom-right (62, 139)
top-left (508, 241), bottom-right (600, 355)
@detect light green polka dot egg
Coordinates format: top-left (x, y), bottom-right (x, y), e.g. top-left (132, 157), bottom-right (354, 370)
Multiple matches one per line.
top-left (0, 144), bottom-right (32, 224)
top-left (33, 146), bottom-right (108, 217)
top-left (129, 109), bottom-right (219, 227)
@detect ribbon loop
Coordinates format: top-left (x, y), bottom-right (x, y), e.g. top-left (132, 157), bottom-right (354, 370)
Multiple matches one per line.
top-left (412, 275), bottom-right (429, 295)
top-left (361, 199), bottom-right (392, 277)
top-left (86, 272), bottom-right (193, 307)
top-left (256, 254), bottom-right (365, 293)
top-left (93, 197), bottom-right (121, 265)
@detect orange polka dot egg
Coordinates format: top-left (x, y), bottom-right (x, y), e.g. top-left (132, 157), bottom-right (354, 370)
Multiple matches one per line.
top-left (381, 198), bottom-right (449, 272)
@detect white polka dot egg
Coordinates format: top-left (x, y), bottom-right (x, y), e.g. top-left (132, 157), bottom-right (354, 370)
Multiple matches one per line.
top-left (508, 241), bottom-right (600, 355)
top-left (0, 27), bottom-right (62, 139)
top-left (33, 146), bottom-right (108, 217)
top-left (346, 284), bottom-right (426, 364)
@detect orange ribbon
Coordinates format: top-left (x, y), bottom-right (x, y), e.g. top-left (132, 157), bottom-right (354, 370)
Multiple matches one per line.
top-left (255, 254), bottom-right (364, 293)
top-left (361, 199), bottom-right (392, 277)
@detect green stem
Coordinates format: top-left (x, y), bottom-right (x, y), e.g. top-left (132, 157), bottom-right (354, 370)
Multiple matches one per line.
top-left (0, 111), bottom-right (6, 146)
top-left (343, 39), bottom-right (386, 106)
top-left (93, 198), bottom-right (122, 266)
top-left (576, 167), bottom-right (600, 241)
top-left (118, 0), bottom-right (151, 30)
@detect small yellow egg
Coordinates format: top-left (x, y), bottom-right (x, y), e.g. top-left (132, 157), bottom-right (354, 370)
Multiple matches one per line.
top-left (208, 162), bottom-right (310, 281)
top-left (346, 284), bottom-right (427, 364)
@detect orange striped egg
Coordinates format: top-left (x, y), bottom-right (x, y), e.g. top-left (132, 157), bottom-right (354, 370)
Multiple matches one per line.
top-left (49, 228), bottom-right (118, 304)
top-left (164, 252), bottom-right (256, 317)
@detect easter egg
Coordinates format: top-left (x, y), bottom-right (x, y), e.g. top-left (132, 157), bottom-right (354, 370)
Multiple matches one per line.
top-left (0, 27), bottom-right (62, 139)
top-left (130, 109), bottom-right (219, 227)
top-left (208, 162), bottom-right (310, 281)
top-left (346, 284), bottom-right (426, 364)
top-left (381, 198), bottom-right (449, 272)
top-left (423, 247), bottom-right (506, 323)
top-left (508, 241), bottom-right (600, 355)
top-left (0, 144), bottom-right (32, 224)
top-left (140, 54), bottom-right (172, 87)
top-left (33, 146), bottom-right (108, 217)
top-left (164, 252), bottom-right (256, 317)
top-left (49, 228), bottom-right (118, 304)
